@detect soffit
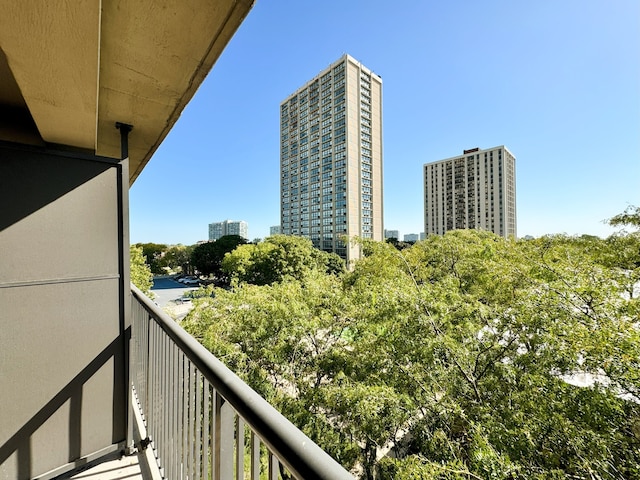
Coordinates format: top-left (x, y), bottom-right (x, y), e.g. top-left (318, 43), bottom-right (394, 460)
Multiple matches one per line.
top-left (0, 0), bottom-right (253, 185)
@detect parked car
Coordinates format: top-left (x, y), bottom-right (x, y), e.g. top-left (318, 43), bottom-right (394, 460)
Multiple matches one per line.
top-left (178, 275), bottom-right (197, 284)
top-left (182, 278), bottom-right (200, 286)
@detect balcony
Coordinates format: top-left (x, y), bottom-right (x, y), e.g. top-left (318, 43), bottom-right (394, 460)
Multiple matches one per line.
top-left (77, 288), bottom-right (354, 480)
top-left (2, 283), bottom-right (353, 480)
top-left (0, 2), bottom-right (352, 477)
top-left (125, 285), bottom-right (353, 479)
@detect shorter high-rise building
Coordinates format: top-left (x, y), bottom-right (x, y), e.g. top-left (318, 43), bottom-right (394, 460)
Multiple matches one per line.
top-left (270, 225), bottom-right (281, 235)
top-left (404, 233), bottom-right (419, 242)
top-left (420, 232), bottom-right (426, 240)
top-left (424, 146), bottom-right (516, 238)
top-left (208, 220), bottom-right (248, 241)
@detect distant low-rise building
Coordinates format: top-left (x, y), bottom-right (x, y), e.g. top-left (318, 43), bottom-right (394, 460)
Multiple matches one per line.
top-left (404, 233), bottom-right (419, 242)
top-left (420, 232), bottom-right (426, 240)
top-left (384, 229), bottom-right (399, 240)
top-left (270, 225), bottom-right (281, 235)
top-left (208, 220), bottom-right (248, 241)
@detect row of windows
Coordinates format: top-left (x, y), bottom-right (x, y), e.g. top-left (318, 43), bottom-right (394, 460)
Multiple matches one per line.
top-left (284, 76), bottom-right (379, 241)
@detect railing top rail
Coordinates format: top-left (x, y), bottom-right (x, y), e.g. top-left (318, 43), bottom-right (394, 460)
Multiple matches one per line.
top-left (131, 285), bottom-right (354, 480)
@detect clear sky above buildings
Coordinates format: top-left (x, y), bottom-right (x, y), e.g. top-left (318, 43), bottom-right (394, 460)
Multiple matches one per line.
top-left (130, 0), bottom-right (639, 245)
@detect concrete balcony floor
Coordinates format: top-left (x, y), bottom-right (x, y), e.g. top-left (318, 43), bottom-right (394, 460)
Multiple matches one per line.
top-left (67, 391), bottom-right (159, 480)
top-left (70, 454), bottom-right (144, 480)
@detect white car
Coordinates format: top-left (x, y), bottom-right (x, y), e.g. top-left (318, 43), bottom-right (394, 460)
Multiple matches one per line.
top-left (178, 276), bottom-right (197, 284)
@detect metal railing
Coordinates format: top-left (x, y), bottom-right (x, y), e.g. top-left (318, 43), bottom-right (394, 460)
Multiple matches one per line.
top-left (130, 285), bottom-right (354, 480)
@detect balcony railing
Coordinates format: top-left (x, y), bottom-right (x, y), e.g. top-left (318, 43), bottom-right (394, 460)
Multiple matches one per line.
top-left (130, 285), bottom-right (353, 480)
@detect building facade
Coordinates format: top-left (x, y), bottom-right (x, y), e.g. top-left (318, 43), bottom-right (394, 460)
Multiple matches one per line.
top-left (280, 54), bottom-right (384, 263)
top-left (424, 146), bottom-right (517, 238)
top-left (208, 220), bottom-right (248, 241)
top-left (404, 233), bottom-right (419, 242)
top-left (270, 225), bottom-right (281, 235)
top-left (384, 229), bottom-right (399, 240)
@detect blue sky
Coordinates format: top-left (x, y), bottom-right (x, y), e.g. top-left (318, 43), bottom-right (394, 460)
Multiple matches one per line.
top-left (130, 0), bottom-right (640, 245)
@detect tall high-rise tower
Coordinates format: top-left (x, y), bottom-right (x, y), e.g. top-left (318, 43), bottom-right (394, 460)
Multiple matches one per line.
top-left (280, 55), bottom-right (383, 263)
top-left (424, 146), bottom-right (517, 238)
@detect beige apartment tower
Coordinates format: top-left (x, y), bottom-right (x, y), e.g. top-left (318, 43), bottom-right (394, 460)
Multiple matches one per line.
top-left (424, 146), bottom-right (517, 238)
top-left (280, 55), bottom-right (384, 263)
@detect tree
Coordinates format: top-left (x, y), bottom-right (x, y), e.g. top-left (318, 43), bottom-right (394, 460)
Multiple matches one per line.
top-left (385, 237), bottom-right (412, 250)
top-left (222, 235), bottom-right (345, 286)
top-left (158, 244), bottom-right (194, 273)
top-left (190, 235), bottom-right (247, 278)
top-left (184, 228), bottom-right (640, 479)
top-left (130, 245), bottom-right (153, 296)
top-left (608, 205), bottom-right (640, 229)
top-left (135, 242), bottom-right (167, 274)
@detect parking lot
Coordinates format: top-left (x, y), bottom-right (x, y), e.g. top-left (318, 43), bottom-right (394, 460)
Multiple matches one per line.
top-left (151, 276), bottom-right (198, 308)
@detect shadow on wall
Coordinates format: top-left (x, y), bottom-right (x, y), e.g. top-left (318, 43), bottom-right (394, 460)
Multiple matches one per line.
top-left (0, 335), bottom-right (126, 478)
top-left (0, 142), bottom-right (114, 233)
top-left (0, 142), bottom-right (128, 479)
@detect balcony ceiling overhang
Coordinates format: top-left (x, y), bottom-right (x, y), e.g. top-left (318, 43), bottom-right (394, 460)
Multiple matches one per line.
top-left (0, 0), bottom-right (253, 184)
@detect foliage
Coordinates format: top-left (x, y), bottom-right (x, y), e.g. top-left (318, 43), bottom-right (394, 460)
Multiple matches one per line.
top-left (222, 235), bottom-right (345, 285)
top-left (190, 235), bottom-right (247, 278)
top-left (135, 242), bottom-right (167, 274)
top-left (184, 227), bottom-right (640, 479)
top-left (130, 244), bottom-right (153, 296)
top-left (608, 205), bottom-right (640, 229)
top-left (385, 237), bottom-right (414, 251)
top-left (158, 244), bottom-right (194, 273)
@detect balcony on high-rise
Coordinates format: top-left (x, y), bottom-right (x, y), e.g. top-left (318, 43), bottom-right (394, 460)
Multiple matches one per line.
top-left (0, 3), bottom-right (352, 478)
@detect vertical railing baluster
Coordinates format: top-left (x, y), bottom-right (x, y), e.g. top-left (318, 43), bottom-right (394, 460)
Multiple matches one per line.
top-left (250, 432), bottom-right (260, 480)
top-left (167, 342), bottom-right (178, 478)
top-left (195, 370), bottom-right (202, 479)
top-left (182, 356), bottom-right (189, 479)
top-left (177, 343), bottom-right (183, 480)
top-left (137, 304), bottom-right (144, 411)
top-left (148, 319), bottom-right (154, 445)
top-left (155, 320), bottom-right (162, 466)
top-left (135, 304), bottom-right (142, 414)
top-left (215, 393), bottom-right (234, 480)
top-left (143, 307), bottom-right (149, 413)
top-left (189, 362), bottom-right (196, 479)
top-left (167, 341), bottom-right (172, 479)
top-left (236, 417), bottom-right (245, 480)
top-left (268, 453), bottom-right (276, 480)
top-left (177, 351), bottom-right (184, 479)
top-left (152, 322), bottom-right (160, 476)
top-left (170, 344), bottom-right (182, 478)
top-left (202, 380), bottom-right (210, 479)
top-left (160, 331), bottom-right (167, 477)
top-left (149, 320), bottom-right (157, 459)
top-left (211, 389), bottom-right (217, 480)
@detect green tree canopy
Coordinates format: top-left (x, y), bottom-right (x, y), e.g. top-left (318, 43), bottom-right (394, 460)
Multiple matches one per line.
top-left (190, 235), bottom-right (247, 278)
top-left (135, 242), bottom-right (167, 274)
top-left (608, 205), bottom-right (640, 229)
top-left (158, 244), bottom-right (194, 273)
top-left (130, 244), bottom-right (153, 296)
top-left (184, 228), bottom-right (640, 479)
top-left (222, 235), bottom-right (345, 286)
